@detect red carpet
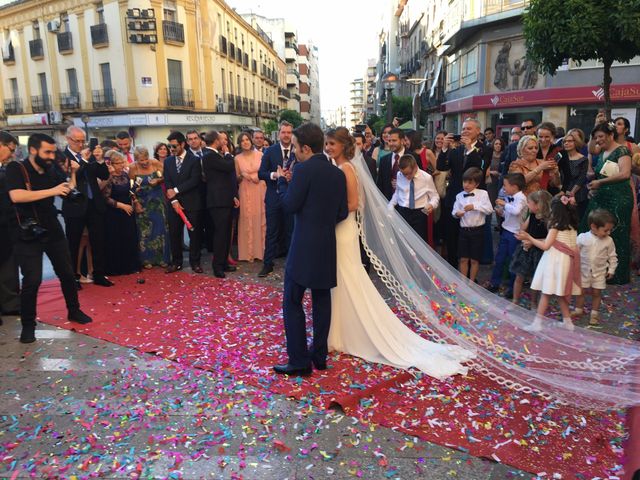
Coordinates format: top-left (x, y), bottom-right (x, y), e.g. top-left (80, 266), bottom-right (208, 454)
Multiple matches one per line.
top-left (36, 270), bottom-right (627, 478)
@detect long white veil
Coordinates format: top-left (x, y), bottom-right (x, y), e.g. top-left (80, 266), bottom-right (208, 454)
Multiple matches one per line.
top-left (351, 150), bottom-right (640, 409)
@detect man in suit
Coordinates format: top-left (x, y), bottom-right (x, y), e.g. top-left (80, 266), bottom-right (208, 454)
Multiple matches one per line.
top-left (353, 132), bottom-right (377, 182)
top-left (164, 131), bottom-right (204, 273)
top-left (115, 130), bottom-right (134, 165)
top-left (62, 126), bottom-right (113, 287)
top-left (252, 130), bottom-right (266, 153)
top-left (376, 128), bottom-right (421, 200)
top-left (0, 131), bottom-right (20, 323)
top-left (273, 122), bottom-right (348, 376)
top-left (257, 121), bottom-right (296, 277)
top-left (202, 130), bottom-right (238, 278)
top-left (437, 118), bottom-right (491, 266)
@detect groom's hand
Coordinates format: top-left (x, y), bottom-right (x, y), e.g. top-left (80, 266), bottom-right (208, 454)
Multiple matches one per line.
top-left (276, 165), bottom-right (285, 180)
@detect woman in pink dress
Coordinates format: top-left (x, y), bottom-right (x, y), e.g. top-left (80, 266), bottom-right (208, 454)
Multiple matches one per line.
top-left (235, 132), bottom-right (267, 262)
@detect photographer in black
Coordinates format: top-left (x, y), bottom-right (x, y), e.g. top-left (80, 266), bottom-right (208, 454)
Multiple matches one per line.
top-left (6, 133), bottom-right (92, 343)
top-left (0, 131), bottom-right (20, 325)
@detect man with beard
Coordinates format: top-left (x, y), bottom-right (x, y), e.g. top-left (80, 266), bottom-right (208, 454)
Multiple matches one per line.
top-left (6, 133), bottom-right (92, 343)
top-left (252, 130), bottom-right (266, 153)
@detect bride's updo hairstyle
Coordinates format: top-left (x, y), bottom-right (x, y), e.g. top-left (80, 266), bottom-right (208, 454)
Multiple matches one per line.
top-left (326, 127), bottom-right (356, 160)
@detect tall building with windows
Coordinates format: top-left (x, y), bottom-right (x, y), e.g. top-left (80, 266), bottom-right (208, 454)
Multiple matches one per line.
top-left (240, 14), bottom-right (301, 113)
top-left (0, 0), bottom-right (287, 146)
top-left (348, 78), bottom-right (365, 128)
top-left (298, 42), bottom-right (320, 124)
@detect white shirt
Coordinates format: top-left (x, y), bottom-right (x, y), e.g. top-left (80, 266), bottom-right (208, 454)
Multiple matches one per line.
top-left (452, 188), bottom-right (493, 227)
top-left (388, 169), bottom-right (439, 210)
top-left (172, 151), bottom-right (188, 195)
top-left (577, 231), bottom-right (618, 279)
top-left (501, 190), bottom-right (527, 233)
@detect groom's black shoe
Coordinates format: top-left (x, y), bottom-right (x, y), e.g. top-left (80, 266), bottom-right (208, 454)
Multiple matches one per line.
top-left (258, 264), bottom-right (273, 278)
top-left (313, 361), bottom-right (327, 371)
top-left (273, 363), bottom-right (312, 376)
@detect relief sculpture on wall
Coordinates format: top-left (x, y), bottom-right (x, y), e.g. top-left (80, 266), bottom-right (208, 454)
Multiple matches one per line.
top-left (493, 40), bottom-right (539, 91)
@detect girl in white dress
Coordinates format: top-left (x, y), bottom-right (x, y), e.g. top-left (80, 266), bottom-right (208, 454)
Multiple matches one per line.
top-left (323, 128), bottom-right (475, 380)
top-left (517, 193), bottom-right (582, 331)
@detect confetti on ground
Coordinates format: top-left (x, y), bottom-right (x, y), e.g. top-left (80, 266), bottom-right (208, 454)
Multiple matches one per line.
top-left (2, 267), bottom-right (635, 479)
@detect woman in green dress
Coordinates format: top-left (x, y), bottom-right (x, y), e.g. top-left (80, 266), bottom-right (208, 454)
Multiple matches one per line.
top-left (582, 122), bottom-right (633, 284)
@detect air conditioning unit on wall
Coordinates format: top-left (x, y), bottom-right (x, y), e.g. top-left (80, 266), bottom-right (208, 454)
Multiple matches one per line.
top-left (46, 20), bottom-right (60, 32)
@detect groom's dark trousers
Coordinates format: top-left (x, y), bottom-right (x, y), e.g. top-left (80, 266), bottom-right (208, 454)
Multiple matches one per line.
top-left (283, 278), bottom-right (331, 368)
top-left (278, 153), bottom-right (348, 368)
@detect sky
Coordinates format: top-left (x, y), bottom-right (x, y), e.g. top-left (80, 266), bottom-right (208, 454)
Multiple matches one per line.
top-left (227, 0), bottom-right (387, 117)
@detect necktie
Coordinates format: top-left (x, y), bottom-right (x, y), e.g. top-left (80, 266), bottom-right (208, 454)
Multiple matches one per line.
top-left (463, 192), bottom-right (475, 197)
top-left (392, 153), bottom-right (400, 178)
top-left (507, 196), bottom-right (514, 202)
top-left (409, 178), bottom-right (415, 209)
top-left (78, 154), bottom-right (93, 200)
top-left (283, 148), bottom-right (290, 169)
top-left (176, 156), bottom-right (182, 174)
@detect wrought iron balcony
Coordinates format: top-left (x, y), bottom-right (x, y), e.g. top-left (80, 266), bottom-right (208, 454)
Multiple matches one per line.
top-left (3, 98), bottom-right (22, 115)
top-left (90, 24), bottom-right (109, 47)
top-left (227, 93), bottom-right (237, 112)
top-left (219, 36), bottom-right (227, 55)
top-left (162, 20), bottom-right (184, 44)
top-left (2, 43), bottom-right (15, 63)
top-left (59, 92), bottom-right (81, 110)
top-left (31, 94), bottom-right (51, 113)
top-left (242, 97), bottom-right (249, 113)
top-left (92, 88), bottom-right (116, 109)
top-left (57, 31), bottom-right (73, 54)
top-left (252, 60), bottom-right (257, 73)
top-left (29, 38), bottom-right (44, 59)
top-left (278, 88), bottom-right (291, 99)
top-left (166, 87), bottom-right (194, 108)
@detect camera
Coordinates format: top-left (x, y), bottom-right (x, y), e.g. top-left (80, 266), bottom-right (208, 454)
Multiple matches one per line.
top-left (19, 218), bottom-right (49, 242)
top-left (554, 152), bottom-right (563, 162)
top-left (66, 187), bottom-right (84, 203)
top-left (452, 134), bottom-right (462, 142)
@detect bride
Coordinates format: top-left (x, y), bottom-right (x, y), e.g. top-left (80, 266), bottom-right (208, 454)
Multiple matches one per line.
top-left (324, 127), bottom-right (475, 380)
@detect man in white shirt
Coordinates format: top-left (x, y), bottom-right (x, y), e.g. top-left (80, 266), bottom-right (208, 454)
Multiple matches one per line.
top-left (452, 167), bottom-right (494, 282)
top-left (388, 154), bottom-right (439, 243)
top-left (574, 209), bottom-right (618, 325)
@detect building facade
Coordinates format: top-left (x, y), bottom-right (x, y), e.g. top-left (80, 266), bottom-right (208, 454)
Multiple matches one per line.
top-left (298, 42), bottom-right (320, 124)
top-left (240, 14), bottom-right (300, 113)
top-left (0, 0), bottom-right (287, 146)
top-left (348, 78), bottom-right (365, 128)
top-left (372, 0), bottom-right (640, 140)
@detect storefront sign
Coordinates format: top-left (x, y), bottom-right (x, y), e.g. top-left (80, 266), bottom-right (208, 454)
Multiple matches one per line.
top-left (442, 83), bottom-right (640, 113)
top-left (7, 113), bottom-right (49, 126)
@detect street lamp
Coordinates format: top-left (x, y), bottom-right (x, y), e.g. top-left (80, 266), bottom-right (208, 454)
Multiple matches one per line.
top-left (381, 72), bottom-right (399, 125)
top-left (81, 114), bottom-right (90, 139)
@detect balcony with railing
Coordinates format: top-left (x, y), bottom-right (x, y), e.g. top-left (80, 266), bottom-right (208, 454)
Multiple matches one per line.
top-left (242, 97), bottom-right (249, 113)
top-left (90, 23), bottom-right (109, 47)
top-left (229, 43), bottom-right (236, 60)
top-left (92, 88), bottom-right (116, 109)
top-left (252, 59), bottom-right (257, 73)
top-left (31, 94), bottom-right (51, 113)
top-left (235, 48), bottom-right (242, 64)
top-left (59, 92), bottom-right (81, 110)
top-left (2, 42), bottom-right (15, 64)
top-left (278, 87), bottom-right (291, 100)
top-left (3, 98), bottom-right (22, 115)
top-left (255, 24), bottom-right (273, 49)
top-left (235, 95), bottom-right (242, 112)
top-left (243, 53), bottom-right (249, 69)
top-left (162, 20), bottom-right (184, 44)
top-left (57, 31), bottom-right (73, 54)
top-left (227, 93), bottom-right (236, 112)
top-left (249, 99), bottom-right (255, 114)
top-left (219, 36), bottom-right (227, 56)
top-left (166, 87), bottom-right (194, 108)
top-left (29, 38), bottom-right (44, 60)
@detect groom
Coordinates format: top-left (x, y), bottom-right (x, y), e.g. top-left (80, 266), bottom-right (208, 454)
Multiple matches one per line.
top-left (274, 123), bottom-right (348, 376)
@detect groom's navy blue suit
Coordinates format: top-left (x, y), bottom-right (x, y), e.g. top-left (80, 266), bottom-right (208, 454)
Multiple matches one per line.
top-left (278, 153), bottom-right (348, 368)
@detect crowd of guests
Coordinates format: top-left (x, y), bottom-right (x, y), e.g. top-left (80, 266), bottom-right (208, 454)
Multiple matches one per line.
top-left (1, 111), bottom-right (640, 340)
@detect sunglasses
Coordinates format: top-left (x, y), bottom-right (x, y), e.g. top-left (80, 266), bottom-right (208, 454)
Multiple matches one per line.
top-left (521, 125), bottom-right (535, 129)
top-left (168, 144), bottom-right (179, 150)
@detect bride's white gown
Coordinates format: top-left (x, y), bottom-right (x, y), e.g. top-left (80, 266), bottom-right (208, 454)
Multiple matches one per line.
top-left (328, 210), bottom-right (476, 380)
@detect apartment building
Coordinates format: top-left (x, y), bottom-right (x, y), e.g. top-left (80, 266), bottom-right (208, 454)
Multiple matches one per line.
top-left (375, 0), bottom-right (640, 140)
top-left (298, 42), bottom-right (320, 123)
top-left (0, 0), bottom-right (287, 146)
top-left (348, 78), bottom-right (365, 128)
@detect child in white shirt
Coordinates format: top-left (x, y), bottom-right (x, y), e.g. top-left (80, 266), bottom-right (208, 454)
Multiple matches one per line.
top-left (487, 173), bottom-right (527, 297)
top-left (573, 209), bottom-right (618, 325)
top-left (452, 167), bottom-right (493, 282)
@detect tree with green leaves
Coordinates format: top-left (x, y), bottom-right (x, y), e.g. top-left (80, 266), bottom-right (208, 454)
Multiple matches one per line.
top-left (523, 0), bottom-right (640, 117)
top-left (262, 119), bottom-right (278, 136)
top-left (277, 109), bottom-right (304, 128)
